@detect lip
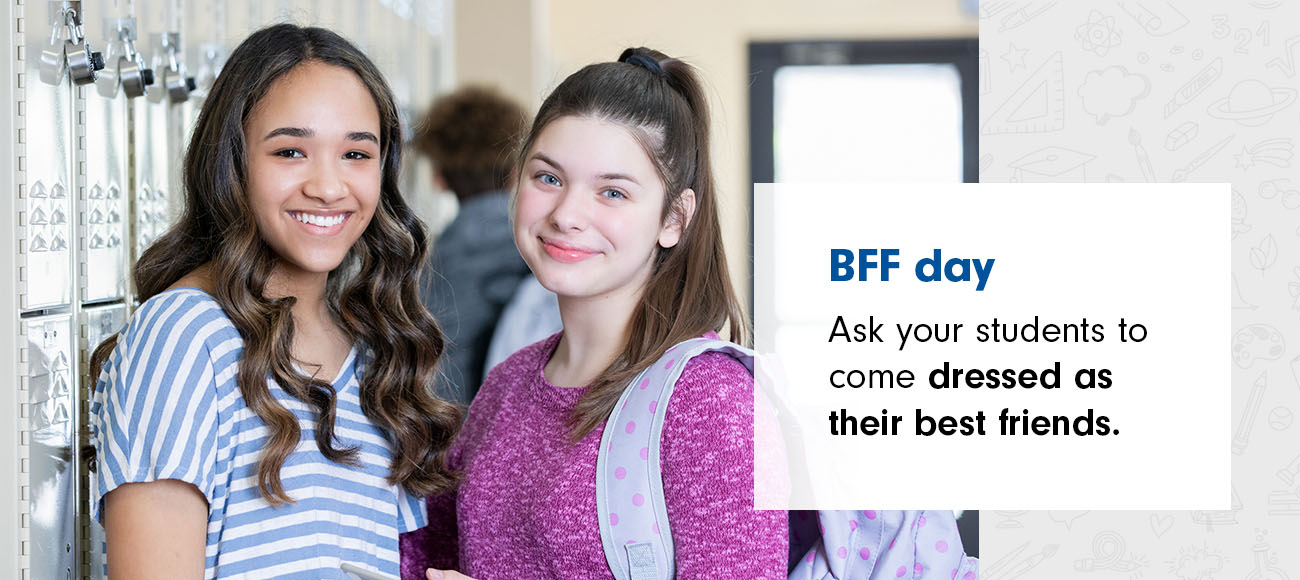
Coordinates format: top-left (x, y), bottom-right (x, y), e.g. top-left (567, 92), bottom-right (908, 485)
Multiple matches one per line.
top-left (541, 237), bottom-right (600, 263)
top-left (287, 210), bottom-right (353, 236)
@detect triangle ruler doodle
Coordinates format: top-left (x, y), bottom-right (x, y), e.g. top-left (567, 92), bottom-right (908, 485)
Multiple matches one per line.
top-left (982, 51), bottom-right (1065, 135)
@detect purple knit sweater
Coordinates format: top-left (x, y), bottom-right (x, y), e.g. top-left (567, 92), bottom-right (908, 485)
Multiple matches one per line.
top-left (400, 333), bottom-right (787, 579)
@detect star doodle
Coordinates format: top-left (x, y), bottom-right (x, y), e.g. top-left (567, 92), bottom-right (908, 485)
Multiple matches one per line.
top-left (1001, 42), bottom-right (1028, 72)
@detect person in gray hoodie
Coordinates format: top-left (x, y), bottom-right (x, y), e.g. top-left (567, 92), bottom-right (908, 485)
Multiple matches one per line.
top-left (415, 86), bottom-right (531, 405)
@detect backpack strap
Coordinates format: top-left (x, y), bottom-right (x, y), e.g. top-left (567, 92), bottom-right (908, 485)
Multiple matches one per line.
top-left (596, 337), bottom-right (755, 580)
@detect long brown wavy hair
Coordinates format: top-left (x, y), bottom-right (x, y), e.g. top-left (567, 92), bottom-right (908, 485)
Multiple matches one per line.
top-left (88, 24), bottom-right (461, 502)
top-left (516, 47), bottom-right (748, 441)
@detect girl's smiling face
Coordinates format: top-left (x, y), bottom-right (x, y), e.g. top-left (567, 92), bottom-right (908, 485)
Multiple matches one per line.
top-left (243, 61), bottom-right (382, 278)
top-left (514, 115), bottom-right (688, 303)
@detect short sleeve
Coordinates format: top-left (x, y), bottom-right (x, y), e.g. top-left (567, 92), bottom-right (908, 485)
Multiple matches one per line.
top-left (90, 291), bottom-right (226, 523)
top-left (396, 484), bottom-right (429, 533)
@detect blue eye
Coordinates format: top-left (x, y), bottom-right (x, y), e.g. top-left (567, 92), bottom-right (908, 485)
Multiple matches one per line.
top-left (274, 149), bottom-right (305, 159)
top-left (539, 173), bottom-right (561, 186)
top-left (601, 189), bottom-right (626, 200)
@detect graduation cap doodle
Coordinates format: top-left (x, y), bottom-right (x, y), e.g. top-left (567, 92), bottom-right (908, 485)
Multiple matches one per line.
top-left (1008, 146), bottom-right (1096, 182)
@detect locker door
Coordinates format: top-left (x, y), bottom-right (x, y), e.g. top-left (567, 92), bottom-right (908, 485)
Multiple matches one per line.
top-left (23, 1), bottom-right (78, 311)
top-left (79, 304), bottom-right (126, 580)
top-left (20, 314), bottom-right (78, 580)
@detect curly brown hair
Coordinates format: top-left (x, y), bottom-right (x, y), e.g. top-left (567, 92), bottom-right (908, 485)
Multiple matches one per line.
top-left (413, 85), bottom-right (527, 199)
top-left (89, 24), bottom-right (462, 502)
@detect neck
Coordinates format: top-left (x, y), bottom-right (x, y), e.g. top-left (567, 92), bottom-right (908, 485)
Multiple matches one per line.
top-left (547, 284), bottom-right (643, 388)
top-left (265, 263), bottom-right (331, 325)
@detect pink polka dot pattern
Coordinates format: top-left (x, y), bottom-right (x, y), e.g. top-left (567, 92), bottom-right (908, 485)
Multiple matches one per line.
top-left (786, 510), bottom-right (977, 580)
top-left (596, 339), bottom-right (983, 580)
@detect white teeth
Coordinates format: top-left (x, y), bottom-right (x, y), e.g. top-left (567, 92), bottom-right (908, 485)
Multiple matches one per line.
top-left (293, 212), bottom-right (345, 227)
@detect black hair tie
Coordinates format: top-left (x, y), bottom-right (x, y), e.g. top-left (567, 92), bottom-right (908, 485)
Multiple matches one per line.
top-left (624, 54), bottom-right (666, 77)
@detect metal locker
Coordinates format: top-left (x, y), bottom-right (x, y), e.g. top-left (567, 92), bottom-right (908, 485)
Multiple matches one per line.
top-left (23, 0), bottom-right (81, 311)
top-left (133, 1), bottom-right (183, 258)
top-left (79, 304), bottom-right (126, 580)
top-left (132, 96), bottom-right (175, 257)
top-left (20, 314), bottom-right (79, 580)
top-left (82, 28), bottom-right (130, 303)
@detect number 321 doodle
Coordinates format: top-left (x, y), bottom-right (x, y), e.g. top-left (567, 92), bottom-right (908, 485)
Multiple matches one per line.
top-left (1212, 14), bottom-right (1270, 54)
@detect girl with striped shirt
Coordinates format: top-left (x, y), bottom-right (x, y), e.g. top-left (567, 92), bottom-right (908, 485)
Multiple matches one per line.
top-left (89, 24), bottom-right (460, 579)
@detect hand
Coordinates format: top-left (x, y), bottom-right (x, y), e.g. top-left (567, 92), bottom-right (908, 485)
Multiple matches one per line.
top-left (426, 569), bottom-right (477, 580)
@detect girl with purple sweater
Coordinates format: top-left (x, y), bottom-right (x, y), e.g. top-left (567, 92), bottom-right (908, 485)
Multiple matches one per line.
top-left (400, 47), bottom-right (787, 579)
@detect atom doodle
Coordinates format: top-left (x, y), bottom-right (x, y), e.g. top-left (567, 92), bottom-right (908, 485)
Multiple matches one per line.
top-left (1076, 10), bottom-right (1124, 56)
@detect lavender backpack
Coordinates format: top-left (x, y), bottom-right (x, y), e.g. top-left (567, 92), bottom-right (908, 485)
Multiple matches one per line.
top-left (595, 337), bottom-right (979, 580)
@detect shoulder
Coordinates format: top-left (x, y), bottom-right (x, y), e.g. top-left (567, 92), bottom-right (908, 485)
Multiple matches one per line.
top-left (109, 288), bottom-right (240, 379)
top-left (128, 288), bottom-right (232, 338)
top-left (471, 332), bottom-right (558, 410)
top-left (482, 331), bottom-right (560, 385)
top-left (659, 348), bottom-right (754, 441)
top-left (673, 350), bottom-right (754, 404)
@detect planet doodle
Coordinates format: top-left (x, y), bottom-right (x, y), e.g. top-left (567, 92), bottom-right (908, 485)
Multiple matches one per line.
top-left (1208, 80), bottom-right (1297, 126)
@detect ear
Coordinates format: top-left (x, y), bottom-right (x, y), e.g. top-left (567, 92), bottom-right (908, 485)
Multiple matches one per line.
top-left (658, 188), bottom-right (696, 249)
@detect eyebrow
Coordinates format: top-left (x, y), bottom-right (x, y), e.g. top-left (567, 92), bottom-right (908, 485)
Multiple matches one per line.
top-left (264, 127), bottom-right (312, 141)
top-left (347, 131), bottom-right (379, 144)
top-left (531, 152), bottom-right (641, 186)
top-left (262, 127), bottom-right (380, 145)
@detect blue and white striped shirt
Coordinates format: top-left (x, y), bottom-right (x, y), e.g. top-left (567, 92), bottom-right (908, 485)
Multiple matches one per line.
top-left (91, 288), bottom-right (427, 579)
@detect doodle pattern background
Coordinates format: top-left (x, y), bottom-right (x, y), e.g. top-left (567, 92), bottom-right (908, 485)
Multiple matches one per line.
top-left (981, 1), bottom-right (1300, 578)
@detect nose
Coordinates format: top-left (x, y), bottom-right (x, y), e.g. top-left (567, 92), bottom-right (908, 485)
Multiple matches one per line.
top-left (303, 158), bottom-right (348, 204)
top-left (548, 187), bottom-right (588, 232)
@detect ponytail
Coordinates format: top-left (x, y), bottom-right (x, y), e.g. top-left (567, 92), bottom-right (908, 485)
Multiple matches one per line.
top-left (517, 47), bottom-right (747, 441)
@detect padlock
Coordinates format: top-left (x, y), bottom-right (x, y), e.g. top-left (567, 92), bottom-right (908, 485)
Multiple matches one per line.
top-left (93, 21), bottom-right (121, 98)
top-left (158, 32), bottom-right (192, 104)
top-left (114, 18), bottom-right (154, 98)
top-left (120, 53), bottom-right (156, 99)
top-left (96, 17), bottom-right (145, 98)
top-left (38, 6), bottom-right (69, 85)
top-left (62, 6), bottom-right (105, 85)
